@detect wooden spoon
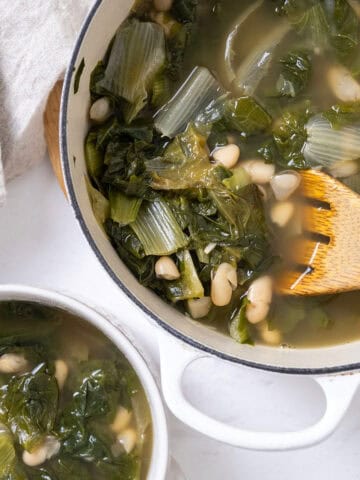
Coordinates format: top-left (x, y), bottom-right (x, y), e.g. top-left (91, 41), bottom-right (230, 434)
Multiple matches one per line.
top-left (279, 169), bottom-right (360, 296)
top-left (44, 80), bottom-right (67, 196)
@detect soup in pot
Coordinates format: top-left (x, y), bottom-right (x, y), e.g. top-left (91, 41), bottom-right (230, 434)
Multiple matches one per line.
top-left (84, 0), bottom-right (360, 348)
top-left (0, 301), bottom-right (152, 479)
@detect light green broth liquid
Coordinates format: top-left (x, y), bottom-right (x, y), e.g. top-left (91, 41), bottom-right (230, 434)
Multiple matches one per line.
top-left (0, 301), bottom-right (152, 479)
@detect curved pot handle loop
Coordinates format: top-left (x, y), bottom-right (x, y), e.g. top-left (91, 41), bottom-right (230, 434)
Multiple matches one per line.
top-left (158, 331), bottom-right (360, 451)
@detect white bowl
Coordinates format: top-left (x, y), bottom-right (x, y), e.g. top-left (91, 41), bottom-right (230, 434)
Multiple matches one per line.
top-left (0, 285), bottom-right (169, 479)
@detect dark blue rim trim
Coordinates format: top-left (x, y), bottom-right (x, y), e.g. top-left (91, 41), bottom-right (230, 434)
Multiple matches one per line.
top-left (60, 0), bottom-right (360, 376)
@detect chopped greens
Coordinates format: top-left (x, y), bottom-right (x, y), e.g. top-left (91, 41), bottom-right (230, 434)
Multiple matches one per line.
top-left (0, 301), bottom-right (149, 480)
top-left (97, 20), bottom-right (166, 123)
top-left (84, 0), bottom-right (360, 348)
top-left (276, 51), bottom-right (312, 98)
top-left (229, 297), bottom-right (253, 345)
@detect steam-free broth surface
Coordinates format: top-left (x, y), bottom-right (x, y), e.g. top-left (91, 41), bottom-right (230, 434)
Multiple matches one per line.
top-left (85, 0), bottom-right (360, 348)
top-left (0, 301), bottom-right (152, 479)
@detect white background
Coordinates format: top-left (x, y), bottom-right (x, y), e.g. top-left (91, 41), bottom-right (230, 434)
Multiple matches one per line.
top-left (1, 161), bottom-right (360, 480)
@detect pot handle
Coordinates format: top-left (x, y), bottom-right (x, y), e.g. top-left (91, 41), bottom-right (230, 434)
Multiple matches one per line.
top-left (158, 331), bottom-right (360, 451)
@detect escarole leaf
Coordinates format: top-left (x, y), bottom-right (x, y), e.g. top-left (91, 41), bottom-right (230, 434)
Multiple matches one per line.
top-left (229, 297), bottom-right (253, 345)
top-left (85, 177), bottom-right (109, 226)
top-left (223, 97), bottom-right (272, 136)
top-left (85, 131), bottom-right (104, 180)
top-left (0, 372), bottom-right (58, 450)
top-left (109, 189), bottom-right (142, 225)
top-left (154, 67), bottom-right (224, 138)
top-left (165, 250), bottom-right (204, 302)
top-left (0, 427), bottom-right (16, 477)
top-left (323, 101), bottom-right (360, 129)
top-left (325, 0), bottom-right (360, 66)
top-left (276, 50), bottom-right (312, 98)
top-left (130, 199), bottom-right (188, 255)
top-left (275, 1), bottom-right (330, 49)
top-left (222, 166), bottom-right (251, 193)
top-left (272, 102), bottom-right (313, 169)
top-left (105, 220), bottom-right (156, 286)
top-left (303, 114), bottom-right (360, 166)
top-left (98, 20), bottom-right (166, 123)
top-left (147, 123), bottom-right (211, 190)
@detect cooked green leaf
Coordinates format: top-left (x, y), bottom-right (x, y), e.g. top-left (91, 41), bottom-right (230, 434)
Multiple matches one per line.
top-left (85, 131), bottom-right (104, 180)
top-left (223, 97), bottom-right (272, 136)
top-left (165, 250), bottom-right (204, 301)
top-left (276, 51), bottom-right (312, 98)
top-left (155, 66), bottom-right (224, 138)
top-left (130, 199), bottom-right (188, 256)
top-left (109, 190), bottom-right (142, 225)
top-left (0, 372), bottom-right (58, 450)
top-left (97, 20), bottom-right (166, 123)
top-left (229, 297), bottom-right (253, 345)
top-left (86, 177), bottom-right (110, 226)
top-left (272, 102), bottom-right (313, 169)
top-left (147, 123), bottom-right (211, 190)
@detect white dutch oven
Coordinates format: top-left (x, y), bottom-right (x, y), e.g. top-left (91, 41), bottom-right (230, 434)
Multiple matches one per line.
top-left (60, 0), bottom-right (360, 451)
top-left (0, 285), bottom-right (173, 479)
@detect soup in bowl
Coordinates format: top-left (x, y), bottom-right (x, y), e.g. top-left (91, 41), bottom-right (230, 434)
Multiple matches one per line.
top-left (0, 286), bottom-right (168, 479)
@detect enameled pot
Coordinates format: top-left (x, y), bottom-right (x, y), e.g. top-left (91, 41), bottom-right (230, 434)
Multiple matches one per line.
top-left (0, 285), bottom-right (173, 478)
top-left (60, 0), bottom-right (360, 451)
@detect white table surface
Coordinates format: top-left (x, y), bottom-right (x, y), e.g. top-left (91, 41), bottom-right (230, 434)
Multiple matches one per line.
top-left (1, 160), bottom-right (360, 480)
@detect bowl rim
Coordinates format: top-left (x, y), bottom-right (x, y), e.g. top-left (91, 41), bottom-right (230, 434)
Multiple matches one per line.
top-left (0, 284), bottom-right (169, 480)
top-left (60, 0), bottom-right (360, 376)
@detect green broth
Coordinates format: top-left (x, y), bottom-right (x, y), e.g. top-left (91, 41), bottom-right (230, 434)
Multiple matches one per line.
top-left (85, 0), bottom-right (360, 349)
top-left (0, 301), bottom-right (152, 479)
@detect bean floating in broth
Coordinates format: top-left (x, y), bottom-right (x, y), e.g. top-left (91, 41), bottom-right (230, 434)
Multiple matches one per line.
top-left (0, 302), bottom-right (152, 479)
top-left (85, 0), bottom-right (360, 348)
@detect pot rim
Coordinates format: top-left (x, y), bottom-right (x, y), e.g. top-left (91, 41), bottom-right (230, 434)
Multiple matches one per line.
top-left (60, 0), bottom-right (360, 376)
top-left (0, 284), bottom-right (169, 480)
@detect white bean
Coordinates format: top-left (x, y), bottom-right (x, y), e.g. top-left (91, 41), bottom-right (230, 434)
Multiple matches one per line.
top-left (256, 321), bottom-right (282, 346)
top-left (111, 406), bottom-right (132, 434)
top-left (154, 0), bottom-right (173, 12)
top-left (54, 360), bottom-right (69, 390)
top-left (212, 144), bottom-right (240, 169)
top-left (22, 436), bottom-right (60, 467)
top-left (89, 97), bottom-right (111, 123)
top-left (155, 256), bottom-right (180, 280)
top-left (329, 160), bottom-right (360, 179)
top-left (270, 202), bottom-right (295, 228)
top-left (187, 297), bottom-right (212, 319)
top-left (211, 263), bottom-right (237, 307)
top-left (327, 65), bottom-right (360, 102)
top-left (241, 160), bottom-right (275, 184)
top-left (0, 353), bottom-right (28, 374)
top-left (270, 171), bottom-right (301, 201)
top-left (246, 276), bottom-right (273, 324)
top-left (117, 428), bottom-right (137, 454)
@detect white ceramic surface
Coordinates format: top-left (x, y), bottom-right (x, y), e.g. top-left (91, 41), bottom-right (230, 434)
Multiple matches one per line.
top-left (0, 285), bottom-right (169, 479)
top-left (60, 0), bottom-right (360, 450)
